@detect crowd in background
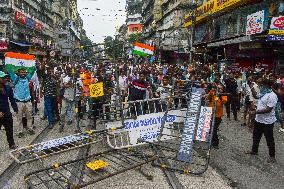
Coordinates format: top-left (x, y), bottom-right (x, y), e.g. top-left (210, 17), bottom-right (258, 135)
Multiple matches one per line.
top-left (0, 58), bottom-right (283, 162)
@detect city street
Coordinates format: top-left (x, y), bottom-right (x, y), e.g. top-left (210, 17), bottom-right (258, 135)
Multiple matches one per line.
top-left (1, 0), bottom-right (284, 189)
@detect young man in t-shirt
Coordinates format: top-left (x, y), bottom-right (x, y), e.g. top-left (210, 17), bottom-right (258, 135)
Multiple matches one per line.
top-left (246, 79), bottom-right (278, 163)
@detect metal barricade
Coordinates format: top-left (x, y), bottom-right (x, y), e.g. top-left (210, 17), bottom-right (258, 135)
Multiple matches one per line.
top-left (10, 130), bottom-right (107, 164)
top-left (146, 89), bottom-right (216, 175)
top-left (104, 95), bottom-right (188, 149)
top-left (24, 149), bottom-right (157, 189)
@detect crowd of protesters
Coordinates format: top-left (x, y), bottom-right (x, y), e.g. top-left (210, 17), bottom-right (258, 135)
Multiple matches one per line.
top-left (0, 58), bottom-right (283, 164)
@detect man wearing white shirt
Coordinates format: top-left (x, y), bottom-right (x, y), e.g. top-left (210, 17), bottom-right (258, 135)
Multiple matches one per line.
top-left (247, 79), bottom-right (278, 163)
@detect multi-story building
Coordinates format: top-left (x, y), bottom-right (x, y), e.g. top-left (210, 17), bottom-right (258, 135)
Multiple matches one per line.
top-left (141, 0), bottom-right (196, 63)
top-left (0, 0), bottom-right (84, 60)
top-left (184, 0), bottom-right (284, 72)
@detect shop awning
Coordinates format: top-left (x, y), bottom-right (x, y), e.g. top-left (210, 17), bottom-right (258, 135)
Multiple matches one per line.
top-left (10, 41), bottom-right (33, 47)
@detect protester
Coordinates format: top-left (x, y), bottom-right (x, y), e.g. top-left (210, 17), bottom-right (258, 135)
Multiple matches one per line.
top-left (224, 73), bottom-right (238, 121)
top-left (0, 71), bottom-right (18, 149)
top-left (246, 78), bottom-right (278, 163)
top-left (7, 68), bottom-right (35, 138)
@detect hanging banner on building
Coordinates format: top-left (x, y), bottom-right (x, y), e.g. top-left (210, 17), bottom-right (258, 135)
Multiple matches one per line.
top-left (4, 52), bottom-right (36, 74)
top-left (195, 107), bottom-right (213, 142)
top-left (89, 82), bottom-right (104, 98)
top-left (268, 16), bottom-right (284, 35)
top-left (246, 10), bottom-right (265, 35)
top-left (177, 92), bottom-right (202, 162)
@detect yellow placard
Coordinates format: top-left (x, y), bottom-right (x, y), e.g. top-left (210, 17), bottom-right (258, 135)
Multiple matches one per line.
top-left (86, 160), bottom-right (108, 171)
top-left (184, 0), bottom-right (246, 27)
top-left (268, 30), bottom-right (284, 35)
top-left (89, 82), bottom-right (104, 98)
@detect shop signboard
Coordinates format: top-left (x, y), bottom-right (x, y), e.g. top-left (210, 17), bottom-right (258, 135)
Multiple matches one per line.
top-left (269, 16), bottom-right (284, 35)
top-left (0, 39), bottom-right (8, 50)
top-left (15, 11), bottom-right (43, 31)
top-left (246, 10), bottom-right (265, 35)
top-left (267, 35), bottom-right (284, 41)
top-left (184, 0), bottom-right (247, 27)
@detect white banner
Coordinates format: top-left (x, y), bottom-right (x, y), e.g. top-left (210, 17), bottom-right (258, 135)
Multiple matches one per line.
top-left (106, 110), bottom-right (186, 145)
top-left (246, 10), bottom-right (265, 35)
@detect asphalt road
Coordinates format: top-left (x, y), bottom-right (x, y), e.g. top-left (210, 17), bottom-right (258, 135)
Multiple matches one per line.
top-left (0, 101), bottom-right (244, 189)
top-left (209, 116), bottom-right (284, 189)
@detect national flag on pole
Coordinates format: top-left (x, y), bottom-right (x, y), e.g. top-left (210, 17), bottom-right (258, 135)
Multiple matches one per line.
top-left (132, 42), bottom-right (154, 57)
top-left (4, 52), bottom-right (36, 74)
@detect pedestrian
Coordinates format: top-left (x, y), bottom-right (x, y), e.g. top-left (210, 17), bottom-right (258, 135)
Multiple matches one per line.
top-left (42, 66), bottom-right (58, 129)
top-left (7, 68), bottom-right (35, 138)
top-left (208, 84), bottom-right (227, 149)
top-left (224, 73), bottom-right (238, 121)
top-left (246, 78), bottom-right (278, 163)
top-left (241, 75), bottom-right (260, 128)
top-left (0, 71), bottom-right (18, 149)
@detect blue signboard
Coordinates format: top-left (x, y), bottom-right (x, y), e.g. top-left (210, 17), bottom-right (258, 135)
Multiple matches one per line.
top-left (177, 92), bottom-right (202, 162)
top-left (267, 35), bottom-right (284, 41)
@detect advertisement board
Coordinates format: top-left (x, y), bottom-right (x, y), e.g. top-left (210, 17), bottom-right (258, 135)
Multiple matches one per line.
top-left (246, 10), bottom-right (265, 35)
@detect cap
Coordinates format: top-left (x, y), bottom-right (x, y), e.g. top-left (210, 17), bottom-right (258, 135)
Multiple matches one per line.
top-left (0, 71), bottom-right (8, 78)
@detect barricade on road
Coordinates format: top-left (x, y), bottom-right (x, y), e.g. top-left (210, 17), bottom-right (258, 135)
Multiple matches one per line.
top-left (9, 130), bottom-right (107, 164)
top-left (104, 95), bottom-right (187, 149)
top-left (146, 89), bottom-right (216, 175)
top-left (24, 149), bottom-right (157, 189)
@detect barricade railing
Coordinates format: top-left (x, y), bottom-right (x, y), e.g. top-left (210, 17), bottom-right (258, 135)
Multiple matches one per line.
top-left (144, 88), bottom-right (216, 175)
top-left (10, 129), bottom-right (107, 164)
top-left (24, 149), bottom-right (157, 189)
top-left (103, 95), bottom-right (188, 150)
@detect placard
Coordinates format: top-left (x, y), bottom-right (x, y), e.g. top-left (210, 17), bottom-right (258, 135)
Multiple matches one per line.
top-left (89, 82), bottom-right (104, 98)
top-left (177, 92), bottom-right (202, 162)
top-left (195, 107), bottom-right (213, 142)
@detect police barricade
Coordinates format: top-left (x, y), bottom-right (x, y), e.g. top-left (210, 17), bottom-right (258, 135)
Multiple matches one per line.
top-left (9, 130), bottom-right (107, 164)
top-left (145, 89), bottom-right (216, 175)
top-left (103, 95), bottom-right (188, 150)
top-left (24, 149), bottom-right (157, 189)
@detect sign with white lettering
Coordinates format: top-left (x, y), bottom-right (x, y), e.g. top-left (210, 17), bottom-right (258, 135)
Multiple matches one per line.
top-left (195, 107), bottom-right (213, 142)
top-left (106, 110), bottom-right (186, 145)
top-left (177, 92), bottom-right (202, 162)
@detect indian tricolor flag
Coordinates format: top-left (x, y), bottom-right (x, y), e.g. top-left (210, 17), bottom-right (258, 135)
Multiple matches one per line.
top-left (132, 42), bottom-right (154, 57)
top-left (5, 52), bottom-right (36, 74)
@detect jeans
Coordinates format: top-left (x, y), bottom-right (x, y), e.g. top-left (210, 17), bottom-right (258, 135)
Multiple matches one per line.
top-left (44, 96), bottom-right (56, 125)
top-left (65, 99), bottom-right (75, 122)
top-left (0, 116), bottom-right (16, 147)
top-left (252, 121), bottom-right (275, 157)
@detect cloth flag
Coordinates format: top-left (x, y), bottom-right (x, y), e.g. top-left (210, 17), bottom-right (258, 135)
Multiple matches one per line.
top-left (132, 42), bottom-right (154, 57)
top-left (4, 52), bottom-right (36, 74)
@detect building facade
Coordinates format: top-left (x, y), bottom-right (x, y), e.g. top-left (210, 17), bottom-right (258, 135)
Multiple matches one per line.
top-left (184, 0), bottom-right (284, 72)
top-left (0, 0), bottom-right (85, 60)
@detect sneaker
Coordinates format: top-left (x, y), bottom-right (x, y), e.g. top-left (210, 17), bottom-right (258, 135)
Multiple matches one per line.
top-left (267, 157), bottom-right (276, 163)
top-left (241, 123), bottom-right (246, 127)
top-left (27, 129), bottom-right (35, 135)
top-left (17, 132), bottom-right (25, 138)
top-left (279, 127), bottom-right (284, 133)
